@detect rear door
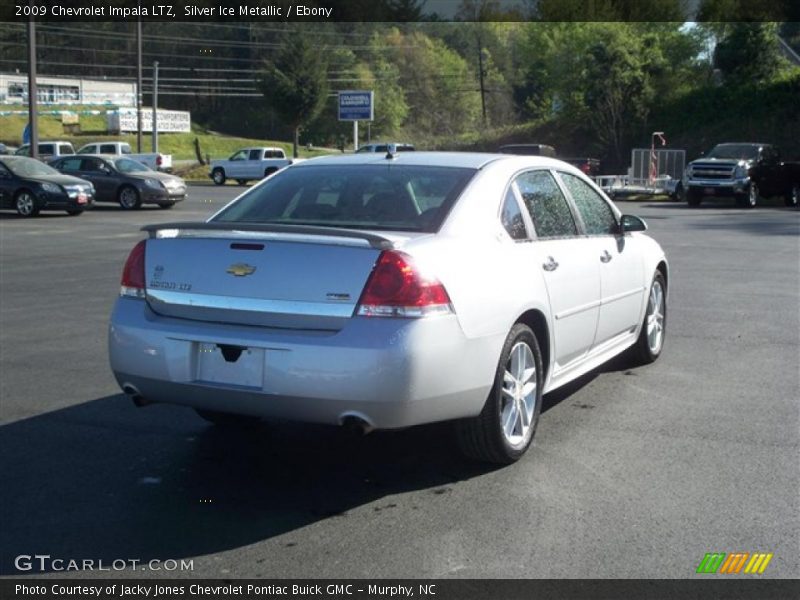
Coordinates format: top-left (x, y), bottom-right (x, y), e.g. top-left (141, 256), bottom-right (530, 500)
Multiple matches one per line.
top-left (557, 171), bottom-right (644, 350)
top-left (245, 148), bottom-right (264, 178)
top-left (516, 169), bottom-right (601, 371)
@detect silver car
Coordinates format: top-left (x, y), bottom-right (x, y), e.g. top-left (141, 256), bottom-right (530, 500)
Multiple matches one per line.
top-left (109, 152), bottom-right (668, 463)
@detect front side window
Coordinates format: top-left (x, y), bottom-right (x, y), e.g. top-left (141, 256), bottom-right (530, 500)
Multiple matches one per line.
top-left (58, 158), bottom-right (82, 172)
top-left (77, 145), bottom-right (95, 154)
top-left (213, 165), bottom-right (475, 233)
top-left (114, 158), bottom-right (150, 173)
top-left (515, 170), bottom-right (577, 239)
top-left (559, 172), bottom-right (617, 235)
top-left (59, 144), bottom-right (75, 155)
top-left (501, 187), bottom-right (527, 240)
top-left (230, 150), bottom-right (248, 161)
top-left (81, 158), bottom-right (107, 173)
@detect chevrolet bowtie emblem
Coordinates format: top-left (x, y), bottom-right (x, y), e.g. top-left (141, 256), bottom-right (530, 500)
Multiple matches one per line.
top-left (226, 263), bottom-right (257, 277)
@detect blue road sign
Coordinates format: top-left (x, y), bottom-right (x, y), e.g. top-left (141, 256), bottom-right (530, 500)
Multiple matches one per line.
top-left (338, 90), bottom-right (374, 121)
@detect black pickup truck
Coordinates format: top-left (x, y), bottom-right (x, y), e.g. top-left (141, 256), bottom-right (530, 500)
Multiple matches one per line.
top-left (683, 143), bottom-right (800, 208)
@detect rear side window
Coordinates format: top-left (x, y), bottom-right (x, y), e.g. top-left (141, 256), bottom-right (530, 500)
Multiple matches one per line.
top-left (39, 144), bottom-right (55, 155)
top-left (100, 144), bottom-right (117, 154)
top-left (559, 172), bottom-right (617, 235)
top-left (213, 165), bottom-right (476, 233)
top-left (58, 158), bottom-right (82, 172)
top-left (501, 187), bottom-right (527, 240)
top-left (516, 170), bottom-right (577, 238)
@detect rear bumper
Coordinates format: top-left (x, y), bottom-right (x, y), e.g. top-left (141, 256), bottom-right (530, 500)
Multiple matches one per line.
top-left (108, 298), bottom-right (500, 428)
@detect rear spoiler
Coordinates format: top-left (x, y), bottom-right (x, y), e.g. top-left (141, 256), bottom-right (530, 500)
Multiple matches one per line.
top-left (140, 222), bottom-right (394, 250)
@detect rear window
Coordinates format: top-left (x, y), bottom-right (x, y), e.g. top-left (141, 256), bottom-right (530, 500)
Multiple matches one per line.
top-left (213, 165), bottom-right (475, 233)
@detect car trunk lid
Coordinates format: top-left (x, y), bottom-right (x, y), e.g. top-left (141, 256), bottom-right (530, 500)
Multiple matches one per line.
top-left (141, 223), bottom-right (393, 330)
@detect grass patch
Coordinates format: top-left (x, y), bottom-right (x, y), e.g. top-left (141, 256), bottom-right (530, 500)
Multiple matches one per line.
top-left (0, 106), bottom-right (337, 160)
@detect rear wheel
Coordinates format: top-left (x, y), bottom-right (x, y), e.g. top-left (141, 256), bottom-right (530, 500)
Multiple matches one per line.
top-left (456, 323), bottom-right (543, 464)
top-left (194, 408), bottom-right (260, 427)
top-left (14, 190), bottom-right (38, 217)
top-left (785, 184), bottom-right (799, 208)
top-left (118, 186), bottom-right (141, 210)
top-left (211, 168), bottom-right (226, 185)
top-left (628, 271), bottom-right (667, 365)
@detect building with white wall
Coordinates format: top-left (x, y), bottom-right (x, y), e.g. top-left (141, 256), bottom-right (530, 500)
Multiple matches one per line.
top-left (0, 72), bottom-right (136, 106)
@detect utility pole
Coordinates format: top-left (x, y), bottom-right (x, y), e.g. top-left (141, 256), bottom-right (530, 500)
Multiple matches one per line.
top-left (152, 61), bottom-right (159, 153)
top-left (136, 18), bottom-right (142, 153)
top-left (27, 19), bottom-right (38, 159)
top-left (477, 42), bottom-right (487, 126)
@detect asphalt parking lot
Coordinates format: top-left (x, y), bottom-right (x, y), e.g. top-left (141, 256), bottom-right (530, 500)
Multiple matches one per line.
top-left (1, 184), bottom-right (798, 579)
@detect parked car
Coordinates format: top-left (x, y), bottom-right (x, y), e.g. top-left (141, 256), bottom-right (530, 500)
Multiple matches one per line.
top-left (499, 145), bottom-right (601, 177)
top-left (0, 156), bottom-right (94, 217)
top-left (498, 144), bottom-right (557, 158)
top-left (110, 152), bottom-right (668, 463)
top-left (209, 147), bottom-right (293, 185)
top-left (76, 141), bottom-right (172, 172)
top-left (683, 143), bottom-right (800, 208)
top-left (356, 142), bottom-right (416, 154)
top-left (50, 155), bottom-right (186, 210)
top-left (562, 157), bottom-right (601, 177)
top-left (0, 143), bottom-right (18, 155)
top-left (15, 141), bottom-right (75, 160)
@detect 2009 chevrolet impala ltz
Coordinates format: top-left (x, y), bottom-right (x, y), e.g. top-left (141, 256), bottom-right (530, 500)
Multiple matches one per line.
top-left (109, 151), bottom-right (668, 463)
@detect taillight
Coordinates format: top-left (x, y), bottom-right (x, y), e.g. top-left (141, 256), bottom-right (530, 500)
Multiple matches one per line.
top-left (356, 251), bottom-right (452, 318)
top-left (120, 240), bottom-right (146, 298)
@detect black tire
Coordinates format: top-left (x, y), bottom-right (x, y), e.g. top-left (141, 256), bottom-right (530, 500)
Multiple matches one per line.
top-left (14, 190), bottom-right (39, 217)
top-left (117, 185), bottom-right (141, 210)
top-left (735, 183), bottom-right (758, 208)
top-left (157, 201), bottom-right (176, 209)
top-left (785, 184), bottom-right (799, 208)
top-left (211, 168), bottom-right (226, 185)
top-left (456, 323), bottom-right (543, 464)
top-left (236, 179), bottom-right (248, 186)
top-left (66, 209), bottom-right (83, 216)
top-left (686, 189), bottom-right (702, 207)
top-left (194, 408), bottom-right (260, 427)
top-left (264, 167), bottom-right (278, 178)
top-left (628, 271), bottom-right (667, 365)
top-left (671, 181), bottom-right (683, 202)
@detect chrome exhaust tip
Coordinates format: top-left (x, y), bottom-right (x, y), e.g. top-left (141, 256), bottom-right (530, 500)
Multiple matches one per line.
top-left (340, 414), bottom-right (375, 436)
top-left (122, 383), bottom-right (151, 407)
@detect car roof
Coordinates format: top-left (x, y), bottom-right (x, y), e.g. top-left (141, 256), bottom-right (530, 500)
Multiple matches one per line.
top-left (295, 151), bottom-right (566, 170)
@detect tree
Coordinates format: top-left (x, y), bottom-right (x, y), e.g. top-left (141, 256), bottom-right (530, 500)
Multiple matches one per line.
top-left (258, 35), bottom-right (329, 158)
top-left (714, 23), bottom-right (786, 84)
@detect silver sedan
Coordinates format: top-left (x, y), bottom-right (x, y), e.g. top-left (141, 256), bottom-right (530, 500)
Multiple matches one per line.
top-left (109, 152), bottom-right (668, 463)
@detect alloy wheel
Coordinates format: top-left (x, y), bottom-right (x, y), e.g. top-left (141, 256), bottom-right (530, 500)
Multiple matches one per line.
top-left (646, 280), bottom-right (665, 355)
top-left (500, 342), bottom-right (537, 447)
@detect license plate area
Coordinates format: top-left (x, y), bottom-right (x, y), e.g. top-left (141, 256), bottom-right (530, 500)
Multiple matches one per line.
top-left (195, 342), bottom-right (264, 389)
top-left (704, 187), bottom-right (716, 195)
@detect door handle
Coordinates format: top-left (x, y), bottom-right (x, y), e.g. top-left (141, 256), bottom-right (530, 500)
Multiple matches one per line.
top-left (542, 256), bottom-right (559, 272)
top-left (600, 250), bottom-right (613, 263)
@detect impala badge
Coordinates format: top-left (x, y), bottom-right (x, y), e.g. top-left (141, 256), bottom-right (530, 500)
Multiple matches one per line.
top-left (226, 263), bottom-right (257, 277)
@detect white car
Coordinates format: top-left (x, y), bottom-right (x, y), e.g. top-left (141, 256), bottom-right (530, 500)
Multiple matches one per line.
top-left (76, 141), bottom-right (172, 172)
top-left (209, 147), bottom-right (294, 185)
top-left (109, 152), bottom-right (668, 464)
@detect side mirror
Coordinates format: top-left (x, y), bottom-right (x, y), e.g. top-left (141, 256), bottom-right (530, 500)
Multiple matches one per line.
top-left (619, 214), bottom-right (647, 234)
